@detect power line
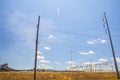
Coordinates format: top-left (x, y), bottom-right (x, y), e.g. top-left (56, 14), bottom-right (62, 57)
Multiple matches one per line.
top-left (40, 30), bottom-right (100, 38)
top-left (0, 22), bottom-right (103, 26)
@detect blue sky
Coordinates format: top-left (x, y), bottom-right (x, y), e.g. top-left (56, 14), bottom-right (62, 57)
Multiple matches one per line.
top-left (0, 0), bottom-right (120, 70)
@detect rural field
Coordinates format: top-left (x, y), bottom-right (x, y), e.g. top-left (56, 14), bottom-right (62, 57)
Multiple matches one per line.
top-left (0, 71), bottom-right (118, 80)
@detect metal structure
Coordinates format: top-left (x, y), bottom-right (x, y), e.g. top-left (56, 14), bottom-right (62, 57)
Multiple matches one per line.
top-left (69, 62), bottom-right (113, 72)
top-left (70, 51), bottom-right (73, 71)
top-left (0, 63), bottom-right (14, 71)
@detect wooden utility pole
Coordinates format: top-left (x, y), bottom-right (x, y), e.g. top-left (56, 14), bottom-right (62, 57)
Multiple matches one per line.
top-left (104, 12), bottom-right (120, 79)
top-left (34, 16), bottom-right (40, 80)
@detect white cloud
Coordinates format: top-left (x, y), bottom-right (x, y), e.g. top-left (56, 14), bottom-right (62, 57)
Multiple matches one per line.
top-left (89, 50), bottom-right (94, 54)
top-left (66, 66), bottom-right (70, 69)
top-left (66, 65), bottom-right (76, 69)
top-left (71, 64), bottom-right (76, 67)
top-left (100, 39), bottom-right (106, 43)
top-left (83, 62), bottom-right (91, 65)
top-left (39, 59), bottom-right (50, 63)
top-left (37, 55), bottom-right (44, 60)
top-left (33, 55), bottom-right (45, 60)
top-left (87, 38), bottom-right (106, 45)
top-left (116, 57), bottom-right (120, 63)
top-left (66, 61), bottom-right (76, 64)
top-left (78, 50), bottom-right (95, 55)
top-left (38, 57), bottom-right (51, 69)
top-left (86, 41), bottom-right (95, 44)
top-left (39, 64), bottom-right (46, 66)
top-left (48, 35), bottom-right (55, 39)
top-left (37, 50), bottom-right (42, 54)
top-left (98, 58), bottom-right (108, 62)
top-left (83, 58), bottom-right (109, 66)
top-left (38, 64), bottom-right (52, 69)
top-left (111, 57), bottom-right (120, 63)
top-left (83, 61), bottom-right (106, 66)
top-left (44, 46), bottom-right (51, 50)
top-left (43, 66), bottom-right (52, 69)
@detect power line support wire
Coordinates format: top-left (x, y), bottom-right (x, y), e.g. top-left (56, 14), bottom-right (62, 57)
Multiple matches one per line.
top-left (104, 12), bottom-right (120, 79)
top-left (34, 16), bottom-right (40, 80)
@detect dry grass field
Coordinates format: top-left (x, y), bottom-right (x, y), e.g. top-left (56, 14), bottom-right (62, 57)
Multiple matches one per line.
top-left (0, 71), bottom-right (118, 80)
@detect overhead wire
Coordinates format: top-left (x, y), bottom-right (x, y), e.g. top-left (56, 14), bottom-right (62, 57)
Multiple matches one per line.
top-left (0, 22), bottom-right (119, 42)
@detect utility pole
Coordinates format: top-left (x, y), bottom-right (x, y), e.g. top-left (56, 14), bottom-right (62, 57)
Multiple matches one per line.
top-left (90, 59), bottom-right (92, 72)
top-left (103, 12), bottom-right (120, 79)
top-left (34, 16), bottom-right (40, 80)
top-left (70, 51), bottom-right (73, 71)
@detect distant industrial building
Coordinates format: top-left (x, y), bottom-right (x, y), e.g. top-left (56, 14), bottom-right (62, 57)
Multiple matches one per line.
top-left (0, 63), bottom-right (15, 71)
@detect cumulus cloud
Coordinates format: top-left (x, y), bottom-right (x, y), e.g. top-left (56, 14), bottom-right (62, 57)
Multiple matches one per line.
top-left (37, 50), bottom-right (42, 54)
top-left (44, 46), bottom-right (51, 50)
top-left (32, 55), bottom-right (45, 60)
top-left (43, 66), bottom-right (52, 69)
top-left (83, 58), bottom-right (109, 66)
top-left (98, 58), bottom-right (108, 62)
top-left (66, 66), bottom-right (70, 69)
top-left (37, 55), bottom-right (44, 60)
top-left (83, 61), bottom-right (106, 66)
top-left (111, 57), bottom-right (120, 63)
top-left (66, 65), bottom-right (76, 69)
top-left (48, 35), bottom-right (56, 39)
top-left (116, 57), bottom-right (120, 63)
top-left (87, 38), bottom-right (106, 45)
top-left (83, 62), bottom-right (91, 65)
top-left (66, 61), bottom-right (76, 64)
top-left (39, 59), bottom-right (50, 63)
top-left (78, 50), bottom-right (95, 55)
top-left (89, 50), bottom-right (95, 54)
top-left (38, 64), bottom-right (52, 69)
top-left (86, 41), bottom-right (95, 44)
top-left (37, 55), bottom-right (51, 69)
top-left (100, 39), bottom-right (106, 43)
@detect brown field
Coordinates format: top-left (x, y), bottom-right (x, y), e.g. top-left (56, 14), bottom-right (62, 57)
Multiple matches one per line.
top-left (0, 71), bottom-right (118, 80)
